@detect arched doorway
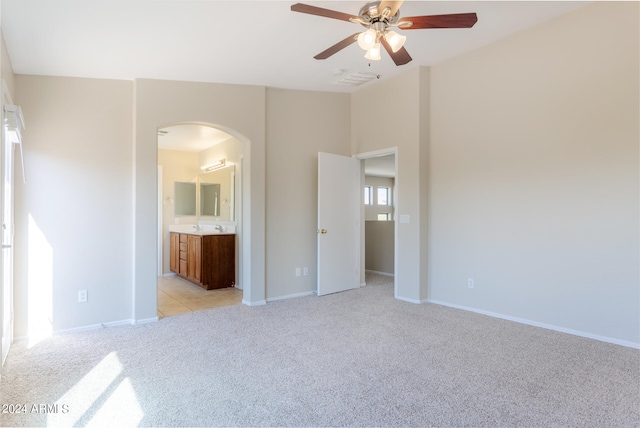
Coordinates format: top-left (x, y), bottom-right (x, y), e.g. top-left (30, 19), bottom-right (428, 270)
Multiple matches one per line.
top-left (156, 123), bottom-right (245, 317)
top-left (132, 79), bottom-right (267, 324)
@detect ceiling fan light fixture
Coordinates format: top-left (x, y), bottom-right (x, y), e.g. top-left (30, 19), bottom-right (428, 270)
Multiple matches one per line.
top-left (364, 43), bottom-right (381, 60)
top-left (357, 28), bottom-right (377, 50)
top-left (385, 30), bottom-right (406, 52)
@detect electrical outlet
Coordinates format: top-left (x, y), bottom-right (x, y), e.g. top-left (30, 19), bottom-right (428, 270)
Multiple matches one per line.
top-left (78, 290), bottom-right (88, 303)
top-left (295, 267), bottom-right (301, 277)
top-left (303, 267), bottom-right (309, 276)
top-left (467, 278), bottom-right (474, 289)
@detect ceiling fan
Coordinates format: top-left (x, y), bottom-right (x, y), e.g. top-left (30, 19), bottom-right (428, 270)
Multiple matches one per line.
top-left (291, 1), bottom-right (477, 66)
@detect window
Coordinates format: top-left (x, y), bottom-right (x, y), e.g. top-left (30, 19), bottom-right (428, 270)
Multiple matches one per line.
top-left (377, 213), bottom-right (390, 221)
top-left (377, 187), bottom-right (390, 206)
top-left (364, 186), bottom-right (372, 205)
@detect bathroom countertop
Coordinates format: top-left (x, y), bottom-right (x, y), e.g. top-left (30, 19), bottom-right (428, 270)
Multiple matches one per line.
top-left (172, 230), bottom-right (235, 236)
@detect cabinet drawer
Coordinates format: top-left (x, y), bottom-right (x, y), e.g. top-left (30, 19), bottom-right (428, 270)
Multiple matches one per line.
top-left (179, 234), bottom-right (188, 244)
top-left (179, 243), bottom-right (187, 252)
top-left (180, 250), bottom-right (187, 261)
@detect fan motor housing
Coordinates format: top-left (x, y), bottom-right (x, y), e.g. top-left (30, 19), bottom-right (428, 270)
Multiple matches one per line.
top-left (358, 1), bottom-right (400, 26)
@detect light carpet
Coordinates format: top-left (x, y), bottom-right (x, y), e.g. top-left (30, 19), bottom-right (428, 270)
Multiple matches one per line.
top-left (1, 274), bottom-right (639, 427)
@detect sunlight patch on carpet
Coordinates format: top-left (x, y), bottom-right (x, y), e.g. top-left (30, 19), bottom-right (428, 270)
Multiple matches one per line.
top-left (49, 351), bottom-right (143, 426)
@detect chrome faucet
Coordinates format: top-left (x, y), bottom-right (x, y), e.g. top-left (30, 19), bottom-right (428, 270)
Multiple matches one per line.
top-left (193, 224), bottom-right (201, 231)
top-left (214, 225), bottom-right (224, 232)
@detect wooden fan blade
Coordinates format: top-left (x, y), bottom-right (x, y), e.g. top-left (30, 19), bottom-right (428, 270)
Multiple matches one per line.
top-left (314, 33), bottom-right (359, 60)
top-left (291, 3), bottom-right (358, 22)
top-left (398, 13), bottom-right (478, 29)
top-left (378, 1), bottom-right (404, 18)
top-left (380, 36), bottom-right (412, 66)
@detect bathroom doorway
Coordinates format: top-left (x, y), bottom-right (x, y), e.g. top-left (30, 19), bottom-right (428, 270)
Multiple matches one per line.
top-left (156, 123), bottom-right (243, 318)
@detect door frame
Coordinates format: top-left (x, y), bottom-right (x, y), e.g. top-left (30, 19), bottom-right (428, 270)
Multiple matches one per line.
top-left (1, 80), bottom-right (16, 369)
top-left (157, 165), bottom-right (163, 277)
top-left (155, 123), bottom-right (245, 291)
top-left (354, 147), bottom-right (398, 298)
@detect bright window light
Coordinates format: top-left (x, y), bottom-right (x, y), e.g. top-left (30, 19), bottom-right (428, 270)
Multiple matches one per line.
top-left (27, 214), bottom-right (53, 346)
top-left (377, 187), bottom-right (390, 205)
top-left (50, 352), bottom-right (144, 426)
top-left (364, 186), bottom-right (372, 205)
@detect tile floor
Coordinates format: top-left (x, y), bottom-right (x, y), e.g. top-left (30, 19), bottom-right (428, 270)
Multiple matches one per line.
top-left (157, 275), bottom-right (243, 318)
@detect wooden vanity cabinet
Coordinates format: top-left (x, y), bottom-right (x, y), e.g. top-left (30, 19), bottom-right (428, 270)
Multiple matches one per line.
top-left (169, 232), bottom-right (235, 290)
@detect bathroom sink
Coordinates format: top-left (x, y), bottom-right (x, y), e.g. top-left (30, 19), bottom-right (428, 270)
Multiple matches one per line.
top-left (189, 230), bottom-right (234, 236)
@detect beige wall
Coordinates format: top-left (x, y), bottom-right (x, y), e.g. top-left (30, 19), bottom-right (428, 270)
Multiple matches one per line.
top-left (133, 79), bottom-right (267, 316)
top-left (429, 2), bottom-right (639, 344)
top-left (365, 221), bottom-right (394, 275)
top-left (1, 34), bottom-right (15, 99)
top-left (265, 88), bottom-right (350, 300)
top-left (14, 76), bottom-right (133, 335)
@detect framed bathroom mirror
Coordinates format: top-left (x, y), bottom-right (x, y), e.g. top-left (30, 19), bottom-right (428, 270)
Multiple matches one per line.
top-left (199, 165), bottom-right (235, 221)
top-left (174, 182), bottom-right (196, 216)
top-left (200, 183), bottom-right (221, 216)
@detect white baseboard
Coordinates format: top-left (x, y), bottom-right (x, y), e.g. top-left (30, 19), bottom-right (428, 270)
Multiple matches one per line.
top-left (428, 299), bottom-right (640, 350)
top-left (13, 317), bottom-right (161, 341)
top-left (395, 295), bottom-right (423, 304)
top-left (133, 317), bottom-right (159, 325)
top-left (366, 269), bottom-right (394, 277)
top-left (267, 290), bottom-right (315, 302)
top-left (52, 319), bottom-right (137, 336)
top-left (243, 299), bottom-right (266, 306)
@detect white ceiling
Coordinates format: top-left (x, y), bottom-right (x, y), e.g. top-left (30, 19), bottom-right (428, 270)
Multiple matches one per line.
top-left (1, 1), bottom-right (590, 94)
top-left (364, 155), bottom-right (395, 177)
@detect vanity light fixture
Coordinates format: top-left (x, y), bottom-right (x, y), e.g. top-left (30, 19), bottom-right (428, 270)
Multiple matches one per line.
top-left (201, 159), bottom-right (225, 173)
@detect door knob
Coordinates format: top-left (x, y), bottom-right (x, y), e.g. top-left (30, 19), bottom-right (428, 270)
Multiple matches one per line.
top-left (318, 229), bottom-right (328, 234)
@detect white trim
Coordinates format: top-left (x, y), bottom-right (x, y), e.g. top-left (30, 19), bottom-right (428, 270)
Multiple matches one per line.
top-left (31, 317), bottom-right (161, 337)
top-left (47, 319), bottom-right (138, 336)
top-left (355, 147), bottom-right (399, 159)
top-left (354, 147), bottom-right (399, 302)
top-left (132, 317), bottom-right (158, 326)
top-left (365, 269), bottom-right (394, 277)
top-left (14, 316), bottom-right (164, 341)
top-left (242, 299), bottom-right (266, 306)
top-left (428, 299), bottom-right (640, 350)
top-left (1, 80), bottom-right (15, 374)
top-left (266, 290), bottom-right (315, 302)
top-left (396, 296), bottom-right (423, 304)
top-left (157, 165), bottom-right (163, 276)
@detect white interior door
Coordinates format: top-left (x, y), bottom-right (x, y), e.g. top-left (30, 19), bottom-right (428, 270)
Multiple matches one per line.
top-left (317, 152), bottom-right (360, 296)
